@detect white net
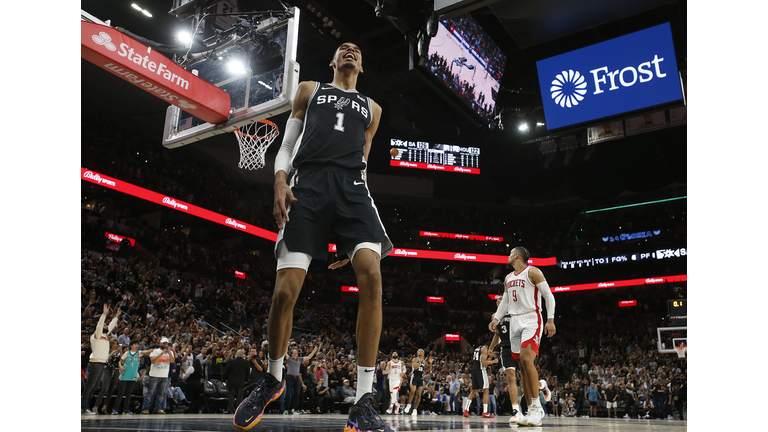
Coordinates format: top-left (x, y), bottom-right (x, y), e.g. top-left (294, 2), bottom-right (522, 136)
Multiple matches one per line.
top-left (674, 345), bottom-right (687, 358)
top-left (234, 120), bottom-right (280, 170)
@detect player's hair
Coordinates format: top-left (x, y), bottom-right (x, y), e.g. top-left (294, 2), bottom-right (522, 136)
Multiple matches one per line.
top-left (513, 246), bottom-right (531, 263)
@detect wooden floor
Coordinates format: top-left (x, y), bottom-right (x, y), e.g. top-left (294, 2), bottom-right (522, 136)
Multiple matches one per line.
top-left (80, 413), bottom-right (688, 431)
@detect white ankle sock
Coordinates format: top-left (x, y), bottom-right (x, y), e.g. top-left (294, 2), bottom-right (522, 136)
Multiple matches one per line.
top-left (355, 366), bottom-right (374, 403)
top-left (267, 356), bottom-right (283, 381)
top-left (483, 403), bottom-right (488, 413)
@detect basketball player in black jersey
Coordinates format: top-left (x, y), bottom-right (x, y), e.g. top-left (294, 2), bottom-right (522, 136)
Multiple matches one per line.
top-left (462, 344), bottom-right (497, 418)
top-left (233, 43), bottom-right (393, 432)
top-left (404, 349), bottom-right (432, 416)
top-left (489, 297), bottom-right (526, 423)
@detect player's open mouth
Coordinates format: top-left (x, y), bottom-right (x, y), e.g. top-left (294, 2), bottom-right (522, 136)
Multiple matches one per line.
top-left (344, 53), bottom-right (356, 61)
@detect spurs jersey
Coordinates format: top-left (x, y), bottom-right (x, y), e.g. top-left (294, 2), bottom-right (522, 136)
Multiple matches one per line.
top-left (388, 360), bottom-right (403, 380)
top-left (472, 346), bottom-right (485, 371)
top-left (413, 358), bottom-right (425, 379)
top-left (497, 314), bottom-right (512, 349)
top-left (503, 265), bottom-right (541, 316)
top-left (291, 82), bottom-right (374, 171)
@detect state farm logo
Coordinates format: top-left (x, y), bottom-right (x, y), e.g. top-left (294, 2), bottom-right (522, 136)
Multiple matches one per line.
top-left (162, 197), bottom-right (188, 211)
top-left (454, 253), bottom-right (477, 261)
top-left (225, 218), bottom-right (246, 230)
top-left (83, 171), bottom-right (116, 187)
top-left (550, 69), bottom-right (587, 108)
top-left (394, 249), bottom-right (417, 256)
top-left (92, 32), bottom-right (116, 51)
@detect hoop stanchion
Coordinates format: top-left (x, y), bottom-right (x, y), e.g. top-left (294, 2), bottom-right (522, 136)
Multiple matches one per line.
top-left (234, 120), bottom-right (280, 171)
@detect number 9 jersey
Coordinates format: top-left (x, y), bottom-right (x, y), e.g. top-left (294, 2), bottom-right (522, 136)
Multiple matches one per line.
top-left (291, 82), bottom-right (373, 171)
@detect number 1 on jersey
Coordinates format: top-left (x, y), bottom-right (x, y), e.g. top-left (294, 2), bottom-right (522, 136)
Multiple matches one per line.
top-left (334, 112), bottom-right (345, 132)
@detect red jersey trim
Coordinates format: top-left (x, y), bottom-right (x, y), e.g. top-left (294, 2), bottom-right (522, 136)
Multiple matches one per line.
top-left (514, 265), bottom-right (530, 277)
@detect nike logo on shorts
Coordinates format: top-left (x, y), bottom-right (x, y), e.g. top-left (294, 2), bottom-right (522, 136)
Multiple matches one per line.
top-left (353, 181), bottom-right (365, 185)
top-left (365, 368), bottom-right (374, 373)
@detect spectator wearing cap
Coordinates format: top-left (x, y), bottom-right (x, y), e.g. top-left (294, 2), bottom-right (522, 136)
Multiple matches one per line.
top-left (82, 304), bottom-right (120, 414)
top-left (223, 349), bottom-right (250, 414)
top-left (142, 336), bottom-right (175, 414)
top-left (341, 379), bottom-right (356, 404)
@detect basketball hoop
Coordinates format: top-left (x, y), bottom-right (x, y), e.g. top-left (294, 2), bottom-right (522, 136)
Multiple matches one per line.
top-left (233, 119), bottom-right (280, 170)
top-left (673, 345), bottom-right (687, 358)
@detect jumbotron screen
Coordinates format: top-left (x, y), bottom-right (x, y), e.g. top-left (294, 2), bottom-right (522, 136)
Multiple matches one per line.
top-left (390, 138), bottom-right (480, 174)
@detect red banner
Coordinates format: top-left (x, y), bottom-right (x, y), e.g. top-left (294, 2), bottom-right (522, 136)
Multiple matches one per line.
top-left (234, 270), bottom-right (246, 280)
top-left (105, 231), bottom-right (135, 246)
top-left (81, 21), bottom-right (231, 124)
top-left (82, 168), bottom-right (278, 242)
top-left (390, 160), bottom-right (480, 174)
top-left (427, 296), bottom-right (444, 303)
top-left (329, 244), bottom-right (555, 265)
top-left (420, 231), bottom-right (503, 242)
top-left (342, 286), bottom-right (359, 293)
top-left (445, 333), bottom-right (461, 341)
top-left (552, 274), bottom-right (687, 293)
top-left (619, 300), bottom-right (637, 307)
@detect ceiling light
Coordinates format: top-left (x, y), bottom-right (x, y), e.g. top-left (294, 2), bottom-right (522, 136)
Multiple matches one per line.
top-left (518, 122), bottom-right (529, 131)
top-left (142, 10), bottom-right (152, 17)
top-left (227, 59), bottom-right (247, 75)
top-left (131, 4), bottom-right (142, 11)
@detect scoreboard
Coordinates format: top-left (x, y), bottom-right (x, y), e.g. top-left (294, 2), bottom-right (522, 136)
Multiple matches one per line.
top-left (390, 139), bottom-right (480, 174)
top-left (668, 299), bottom-right (687, 325)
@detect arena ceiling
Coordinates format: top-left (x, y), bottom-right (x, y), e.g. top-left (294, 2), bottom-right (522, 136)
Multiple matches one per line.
top-left (81, 0), bottom-right (687, 207)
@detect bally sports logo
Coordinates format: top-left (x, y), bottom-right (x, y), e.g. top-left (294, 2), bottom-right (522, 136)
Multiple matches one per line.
top-left (454, 253), bottom-right (477, 261)
top-left (162, 197), bottom-right (188, 211)
top-left (393, 249), bottom-right (418, 257)
top-left (83, 170), bottom-right (116, 187)
top-left (225, 218), bottom-right (246, 230)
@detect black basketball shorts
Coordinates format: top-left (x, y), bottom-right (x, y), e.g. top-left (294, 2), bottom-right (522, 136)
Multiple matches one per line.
top-left (410, 374), bottom-right (424, 388)
top-left (499, 346), bottom-right (517, 371)
top-left (275, 166), bottom-right (393, 262)
top-left (471, 368), bottom-right (489, 390)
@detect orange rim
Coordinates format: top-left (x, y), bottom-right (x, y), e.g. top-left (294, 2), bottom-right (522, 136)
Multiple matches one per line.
top-left (233, 119), bottom-right (279, 140)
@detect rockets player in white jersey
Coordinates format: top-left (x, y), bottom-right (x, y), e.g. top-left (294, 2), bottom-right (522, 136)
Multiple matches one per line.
top-left (489, 246), bottom-right (556, 427)
top-left (384, 351), bottom-right (403, 414)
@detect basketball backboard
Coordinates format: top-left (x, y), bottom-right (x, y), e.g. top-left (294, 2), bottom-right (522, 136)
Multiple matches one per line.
top-left (657, 326), bottom-right (686, 354)
top-left (162, 7), bottom-right (300, 149)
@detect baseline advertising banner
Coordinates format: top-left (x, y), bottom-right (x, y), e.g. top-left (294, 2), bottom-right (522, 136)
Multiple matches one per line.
top-left (81, 21), bottom-right (231, 124)
top-left (82, 168), bottom-right (277, 242)
top-left (537, 23), bottom-right (683, 130)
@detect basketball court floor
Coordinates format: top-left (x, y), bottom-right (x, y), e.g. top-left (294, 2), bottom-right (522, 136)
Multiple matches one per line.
top-left (81, 413), bottom-right (687, 431)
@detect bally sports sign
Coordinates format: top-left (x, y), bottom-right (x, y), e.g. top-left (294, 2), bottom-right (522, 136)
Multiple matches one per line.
top-left (536, 22), bottom-right (683, 130)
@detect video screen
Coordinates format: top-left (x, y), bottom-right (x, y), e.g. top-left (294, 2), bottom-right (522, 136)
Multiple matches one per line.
top-left (422, 14), bottom-right (507, 123)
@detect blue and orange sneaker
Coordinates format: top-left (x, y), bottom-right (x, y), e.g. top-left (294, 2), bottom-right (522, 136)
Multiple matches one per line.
top-left (233, 373), bottom-right (285, 430)
top-left (344, 393), bottom-right (395, 432)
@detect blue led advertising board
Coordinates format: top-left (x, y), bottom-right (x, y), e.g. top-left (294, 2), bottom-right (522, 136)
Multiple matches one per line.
top-left (536, 23), bottom-right (683, 130)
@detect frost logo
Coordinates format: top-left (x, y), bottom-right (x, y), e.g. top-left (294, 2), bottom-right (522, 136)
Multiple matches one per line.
top-left (92, 32), bottom-right (116, 51)
top-left (550, 70), bottom-right (587, 108)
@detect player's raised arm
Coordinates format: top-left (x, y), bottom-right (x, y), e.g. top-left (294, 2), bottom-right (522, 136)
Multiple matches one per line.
top-left (529, 266), bottom-right (556, 337)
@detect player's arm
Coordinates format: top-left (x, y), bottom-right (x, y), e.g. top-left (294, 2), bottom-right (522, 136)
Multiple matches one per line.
top-left (489, 332), bottom-right (500, 353)
top-left (363, 100), bottom-right (382, 164)
top-left (480, 347), bottom-right (497, 366)
top-left (489, 289), bottom-right (509, 332)
top-left (384, 361), bottom-right (390, 375)
top-left (273, 81), bottom-right (316, 229)
top-left (529, 266), bottom-right (556, 337)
